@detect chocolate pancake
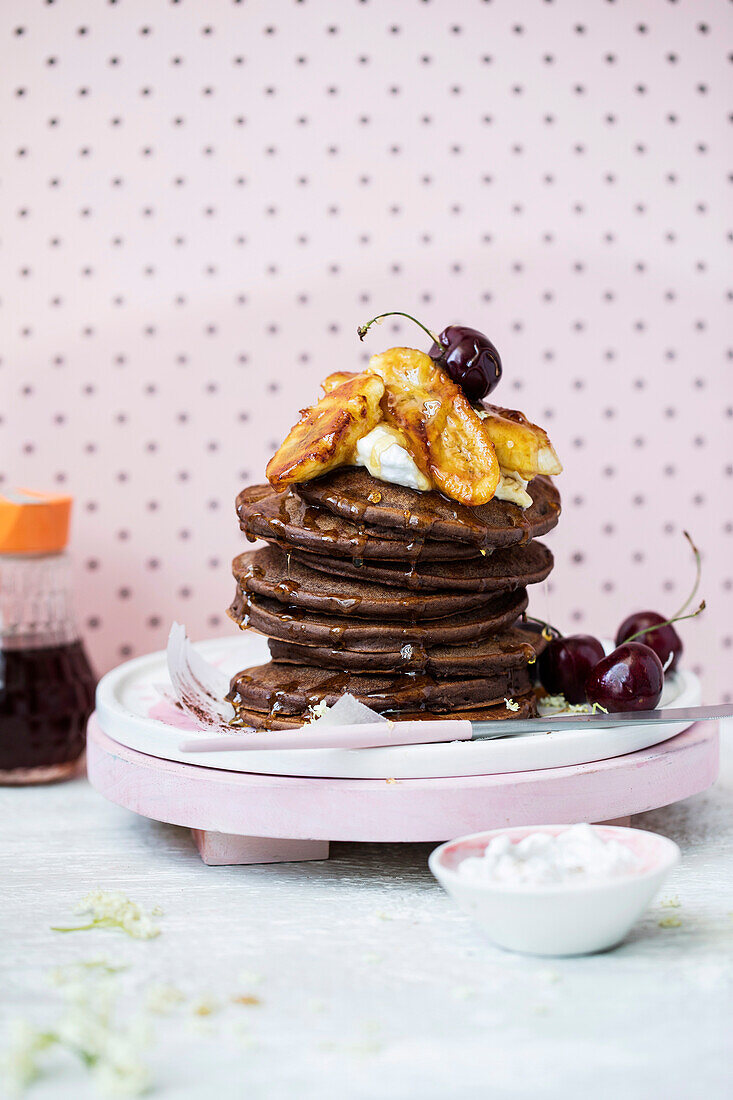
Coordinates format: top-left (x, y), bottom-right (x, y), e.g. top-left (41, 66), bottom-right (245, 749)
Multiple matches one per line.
top-left (267, 625), bottom-right (546, 677)
top-left (236, 485), bottom-right (480, 562)
top-left (232, 546), bottom-right (499, 620)
top-left (230, 694), bottom-right (536, 730)
top-left (293, 540), bottom-right (553, 593)
top-left (228, 588), bottom-right (528, 649)
top-left (297, 469), bottom-right (561, 548)
top-left (227, 662), bottom-right (534, 716)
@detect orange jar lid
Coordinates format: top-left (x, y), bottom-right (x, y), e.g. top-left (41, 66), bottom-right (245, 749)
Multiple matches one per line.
top-left (0, 489), bottom-right (73, 554)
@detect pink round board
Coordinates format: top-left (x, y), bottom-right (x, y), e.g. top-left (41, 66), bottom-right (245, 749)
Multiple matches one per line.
top-left (86, 715), bottom-right (719, 864)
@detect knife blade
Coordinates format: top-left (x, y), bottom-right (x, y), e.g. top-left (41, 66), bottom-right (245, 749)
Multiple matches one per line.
top-left (471, 702), bottom-right (732, 739)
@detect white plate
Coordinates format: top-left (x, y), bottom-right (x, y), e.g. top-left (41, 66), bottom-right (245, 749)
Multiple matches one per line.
top-left (94, 635), bottom-right (701, 780)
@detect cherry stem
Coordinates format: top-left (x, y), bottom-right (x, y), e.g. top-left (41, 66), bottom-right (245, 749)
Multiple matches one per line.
top-left (357, 311), bottom-right (441, 348)
top-left (671, 530), bottom-right (701, 621)
top-left (622, 600), bottom-right (706, 646)
top-left (624, 529), bottom-right (705, 646)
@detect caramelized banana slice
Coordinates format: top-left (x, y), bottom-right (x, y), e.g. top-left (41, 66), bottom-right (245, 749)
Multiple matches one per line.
top-left (266, 374), bottom-right (385, 491)
top-left (367, 348), bottom-right (500, 506)
top-left (322, 371), bottom-right (359, 393)
top-left (478, 405), bottom-right (563, 479)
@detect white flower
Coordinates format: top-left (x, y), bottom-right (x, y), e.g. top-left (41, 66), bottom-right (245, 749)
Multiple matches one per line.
top-left (4, 934), bottom-right (154, 1096)
top-left (504, 697), bottom-right (521, 712)
top-left (1, 1020), bottom-right (56, 1094)
top-left (53, 892), bottom-right (160, 940)
top-left (537, 693), bottom-right (593, 716)
top-left (75, 891), bottom-right (130, 919)
top-left (56, 1008), bottom-right (111, 1059)
top-left (53, 988), bottom-right (152, 1096)
top-left (537, 694), bottom-right (609, 717)
top-left (306, 700), bottom-right (329, 723)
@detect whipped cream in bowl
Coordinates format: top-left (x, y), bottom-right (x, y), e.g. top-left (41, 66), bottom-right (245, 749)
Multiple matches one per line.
top-left (429, 824), bottom-right (680, 956)
top-left (457, 824), bottom-right (641, 886)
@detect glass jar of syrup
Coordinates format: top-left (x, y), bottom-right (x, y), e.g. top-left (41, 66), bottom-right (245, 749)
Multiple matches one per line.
top-left (0, 490), bottom-right (96, 784)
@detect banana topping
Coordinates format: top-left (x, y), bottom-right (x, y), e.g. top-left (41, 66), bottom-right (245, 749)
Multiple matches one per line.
top-left (266, 346), bottom-right (561, 508)
top-left (476, 405), bottom-right (563, 480)
top-left (266, 373), bottom-right (384, 491)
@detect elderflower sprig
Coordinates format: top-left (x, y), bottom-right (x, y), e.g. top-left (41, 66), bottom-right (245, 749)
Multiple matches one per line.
top-left (536, 693), bottom-right (608, 717)
top-left (1, 1021), bottom-right (57, 1094)
top-left (305, 700), bottom-right (329, 723)
top-left (2, 963), bottom-right (151, 1098)
top-left (51, 891), bottom-right (161, 940)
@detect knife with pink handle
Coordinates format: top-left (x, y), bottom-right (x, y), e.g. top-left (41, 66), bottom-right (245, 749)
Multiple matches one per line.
top-left (179, 703), bottom-right (731, 754)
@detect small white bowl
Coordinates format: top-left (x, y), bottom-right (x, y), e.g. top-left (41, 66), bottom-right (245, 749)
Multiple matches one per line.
top-left (429, 824), bottom-right (680, 957)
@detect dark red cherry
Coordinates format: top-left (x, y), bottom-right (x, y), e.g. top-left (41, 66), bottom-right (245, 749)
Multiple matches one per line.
top-left (429, 325), bottom-right (502, 401)
top-left (615, 611), bottom-right (683, 674)
top-left (585, 642), bottom-right (664, 713)
top-left (357, 312), bottom-right (502, 402)
top-left (538, 634), bottom-right (606, 704)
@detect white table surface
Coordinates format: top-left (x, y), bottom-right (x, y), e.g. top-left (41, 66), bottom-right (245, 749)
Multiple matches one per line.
top-left (1, 774), bottom-right (732, 1100)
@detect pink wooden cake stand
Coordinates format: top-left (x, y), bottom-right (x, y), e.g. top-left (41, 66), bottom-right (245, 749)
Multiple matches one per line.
top-left (86, 714), bottom-right (719, 866)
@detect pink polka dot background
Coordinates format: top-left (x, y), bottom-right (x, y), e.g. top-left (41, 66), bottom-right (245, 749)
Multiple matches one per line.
top-left (1, 1), bottom-right (730, 706)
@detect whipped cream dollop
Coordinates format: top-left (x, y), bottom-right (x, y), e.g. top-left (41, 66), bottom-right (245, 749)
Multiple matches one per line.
top-left (354, 424), bottom-right (532, 506)
top-left (457, 824), bottom-right (641, 886)
top-left (494, 469), bottom-right (531, 509)
top-left (355, 424), bottom-right (431, 492)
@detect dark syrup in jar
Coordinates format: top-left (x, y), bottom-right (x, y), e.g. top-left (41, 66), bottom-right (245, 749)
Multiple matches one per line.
top-left (0, 489), bottom-right (98, 782)
top-left (0, 642), bottom-right (96, 775)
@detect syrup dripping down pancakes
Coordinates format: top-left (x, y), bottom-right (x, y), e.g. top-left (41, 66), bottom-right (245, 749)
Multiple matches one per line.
top-left (227, 472), bottom-right (558, 729)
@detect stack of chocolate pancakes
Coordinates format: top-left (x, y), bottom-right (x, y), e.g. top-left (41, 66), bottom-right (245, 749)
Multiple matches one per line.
top-left (226, 467), bottom-right (560, 729)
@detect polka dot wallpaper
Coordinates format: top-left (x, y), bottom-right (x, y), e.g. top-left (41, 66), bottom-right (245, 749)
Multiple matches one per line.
top-left (1, 0), bottom-right (730, 705)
